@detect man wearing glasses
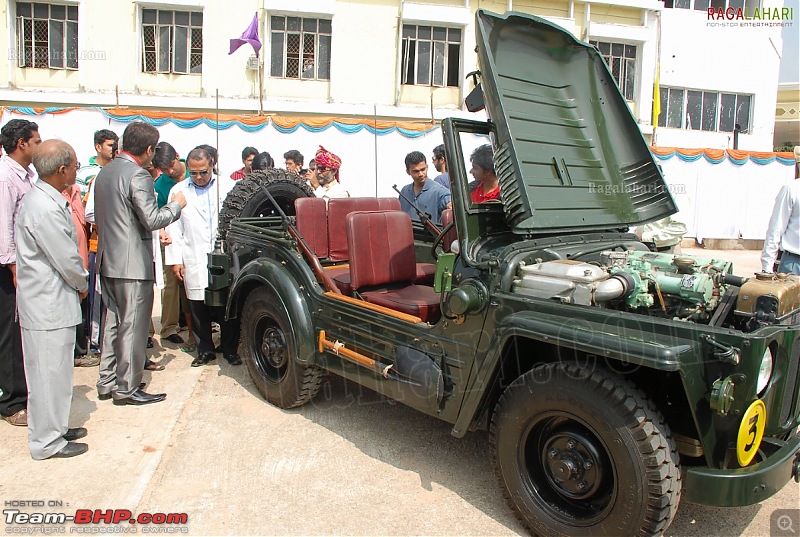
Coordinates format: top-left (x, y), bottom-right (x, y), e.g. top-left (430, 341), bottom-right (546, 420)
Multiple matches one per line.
top-left (313, 146), bottom-right (349, 200)
top-left (164, 146), bottom-right (241, 368)
top-left (16, 140), bottom-right (89, 458)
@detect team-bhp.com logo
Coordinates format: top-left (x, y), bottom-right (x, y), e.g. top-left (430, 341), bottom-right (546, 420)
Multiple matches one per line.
top-left (707, 6), bottom-right (794, 27)
top-left (4, 508), bottom-right (188, 533)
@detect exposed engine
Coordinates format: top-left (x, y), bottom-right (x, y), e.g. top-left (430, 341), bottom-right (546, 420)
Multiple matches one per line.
top-left (511, 250), bottom-right (800, 331)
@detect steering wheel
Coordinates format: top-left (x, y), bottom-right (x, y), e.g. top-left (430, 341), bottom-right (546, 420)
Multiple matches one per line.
top-left (430, 220), bottom-right (455, 261)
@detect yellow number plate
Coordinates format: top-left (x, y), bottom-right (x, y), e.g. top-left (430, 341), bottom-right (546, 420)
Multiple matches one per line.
top-left (736, 399), bottom-right (766, 467)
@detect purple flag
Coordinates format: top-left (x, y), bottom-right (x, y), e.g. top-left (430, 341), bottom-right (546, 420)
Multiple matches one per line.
top-left (229, 12), bottom-right (262, 57)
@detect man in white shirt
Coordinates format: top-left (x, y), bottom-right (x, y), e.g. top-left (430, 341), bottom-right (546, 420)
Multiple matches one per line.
top-left (312, 146), bottom-right (349, 200)
top-left (165, 146), bottom-right (240, 368)
top-left (761, 146), bottom-right (800, 274)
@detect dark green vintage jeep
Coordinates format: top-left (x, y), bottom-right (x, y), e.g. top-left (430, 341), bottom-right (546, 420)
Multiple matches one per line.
top-left (209, 10), bottom-right (800, 536)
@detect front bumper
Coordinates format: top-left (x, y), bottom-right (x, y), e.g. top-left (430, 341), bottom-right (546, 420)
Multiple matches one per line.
top-left (683, 435), bottom-right (800, 506)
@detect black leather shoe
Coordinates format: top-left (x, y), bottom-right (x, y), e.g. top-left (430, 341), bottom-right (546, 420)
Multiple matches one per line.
top-left (98, 383), bottom-right (146, 401)
top-left (164, 333), bottom-right (184, 344)
top-left (112, 389), bottom-right (166, 406)
top-left (63, 427), bottom-right (87, 441)
top-left (147, 337), bottom-right (154, 349)
top-left (225, 354), bottom-right (242, 366)
top-left (191, 352), bottom-right (216, 367)
top-left (47, 442), bottom-right (88, 458)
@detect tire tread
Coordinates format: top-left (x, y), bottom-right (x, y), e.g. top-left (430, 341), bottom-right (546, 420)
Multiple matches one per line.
top-left (489, 363), bottom-right (681, 536)
top-left (240, 287), bottom-right (322, 409)
top-left (218, 169), bottom-right (314, 241)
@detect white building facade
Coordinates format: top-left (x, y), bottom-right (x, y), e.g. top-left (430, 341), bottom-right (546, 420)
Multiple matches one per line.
top-left (0, 0), bottom-right (786, 150)
top-left (655, 0), bottom-right (786, 150)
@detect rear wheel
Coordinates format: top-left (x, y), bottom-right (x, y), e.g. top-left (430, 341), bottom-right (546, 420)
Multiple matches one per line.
top-left (239, 287), bottom-right (322, 408)
top-left (490, 363), bottom-right (681, 536)
top-left (218, 169), bottom-right (314, 241)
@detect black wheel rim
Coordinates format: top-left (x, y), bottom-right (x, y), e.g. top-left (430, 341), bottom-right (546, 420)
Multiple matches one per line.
top-left (252, 313), bottom-right (288, 383)
top-left (252, 195), bottom-right (296, 218)
top-left (520, 413), bottom-right (616, 526)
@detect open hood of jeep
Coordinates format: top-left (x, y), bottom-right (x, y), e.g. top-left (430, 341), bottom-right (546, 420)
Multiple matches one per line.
top-left (475, 10), bottom-right (676, 233)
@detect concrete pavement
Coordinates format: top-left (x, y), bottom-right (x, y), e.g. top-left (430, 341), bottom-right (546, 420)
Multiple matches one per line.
top-left (0, 247), bottom-right (797, 536)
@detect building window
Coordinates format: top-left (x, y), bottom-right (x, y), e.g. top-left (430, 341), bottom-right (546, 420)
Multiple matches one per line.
top-left (15, 2), bottom-right (78, 69)
top-left (663, 0), bottom-right (749, 10)
top-left (270, 16), bottom-right (331, 80)
top-left (590, 40), bottom-right (637, 101)
top-left (141, 9), bottom-right (203, 75)
top-left (658, 87), bottom-right (752, 132)
top-left (401, 24), bottom-right (461, 88)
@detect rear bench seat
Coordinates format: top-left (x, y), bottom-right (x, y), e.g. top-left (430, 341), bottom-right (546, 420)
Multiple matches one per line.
top-left (294, 197), bottom-right (435, 295)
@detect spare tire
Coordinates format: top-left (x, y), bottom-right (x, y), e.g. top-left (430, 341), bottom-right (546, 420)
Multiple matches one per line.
top-left (218, 169), bottom-right (314, 242)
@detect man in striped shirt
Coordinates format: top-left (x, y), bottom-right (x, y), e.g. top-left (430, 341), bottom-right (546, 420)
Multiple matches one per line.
top-left (0, 119), bottom-right (41, 427)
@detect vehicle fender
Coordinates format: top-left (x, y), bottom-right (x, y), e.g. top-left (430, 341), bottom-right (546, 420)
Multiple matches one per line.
top-left (228, 258), bottom-right (317, 366)
top-left (452, 310), bottom-right (693, 436)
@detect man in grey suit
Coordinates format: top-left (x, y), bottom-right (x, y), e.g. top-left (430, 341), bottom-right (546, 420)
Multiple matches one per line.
top-left (95, 121), bottom-right (186, 406)
top-left (16, 140), bottom-right (89, 459)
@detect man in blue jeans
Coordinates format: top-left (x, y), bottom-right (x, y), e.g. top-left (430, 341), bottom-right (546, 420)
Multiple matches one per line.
top-left (761, 146), bottom-right (800, 274)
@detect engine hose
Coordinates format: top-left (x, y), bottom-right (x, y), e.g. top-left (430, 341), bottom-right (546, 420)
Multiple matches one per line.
top-left (593, 273), bottom-right (635, 303)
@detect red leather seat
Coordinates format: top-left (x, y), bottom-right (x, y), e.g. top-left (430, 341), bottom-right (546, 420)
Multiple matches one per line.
top-left (330, 269), bottom-right (353, 296)
top-left (295, 197), bottom-right (328, 258)
top-left (439, 208), bottom-right (458, 253)
top-left (334, 259), bottom-right (433, 295)
top-left (415, 263), bottom-right (436, 285)
top-left (346, 211), bottom-right (441, 323)
top-left (328, 198), bottom-right (401, 261)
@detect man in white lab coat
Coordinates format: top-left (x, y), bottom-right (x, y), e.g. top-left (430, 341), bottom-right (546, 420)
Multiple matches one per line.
top-left (164, 147), bottom-right (240, 367)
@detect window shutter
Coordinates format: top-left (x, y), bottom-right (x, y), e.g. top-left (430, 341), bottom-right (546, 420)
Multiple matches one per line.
top-left (66, 20), bottom-right (78, 69)
top-left (16, 16), bottom-right (26, 68)
top-left (49, 19), bottom-right (64, 69)
top-left (158, 25), bottom-right (171, 73)
top-left (173, 24), bottom-right (188, 74)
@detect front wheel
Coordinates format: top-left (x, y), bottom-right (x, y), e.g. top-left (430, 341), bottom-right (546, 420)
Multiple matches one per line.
top-left (239, 287), bottom-right (322, 408)
top-left (490, 363), bottom-right (681, 536)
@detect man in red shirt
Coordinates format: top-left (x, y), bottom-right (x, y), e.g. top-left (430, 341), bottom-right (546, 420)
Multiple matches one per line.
top-left (469, 144), bottom-right (500, 203)
top-left (230, 147), bottom-right (258, 180)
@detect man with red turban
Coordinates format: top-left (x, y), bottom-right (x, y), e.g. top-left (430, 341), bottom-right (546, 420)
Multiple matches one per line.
top-left (313, 146), bottom-right (349, 200)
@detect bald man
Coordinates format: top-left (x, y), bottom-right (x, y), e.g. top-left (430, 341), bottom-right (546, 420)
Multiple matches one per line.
top-left (16, 140), bottom-right (89, 459)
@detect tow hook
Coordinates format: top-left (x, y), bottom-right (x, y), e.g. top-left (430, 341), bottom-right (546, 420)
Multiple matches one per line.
top-left (793, 454), bottom-right (800, 483)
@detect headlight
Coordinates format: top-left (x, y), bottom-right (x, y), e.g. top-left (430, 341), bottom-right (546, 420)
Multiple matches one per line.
top-left (757, 347), bottom-right (774, 395)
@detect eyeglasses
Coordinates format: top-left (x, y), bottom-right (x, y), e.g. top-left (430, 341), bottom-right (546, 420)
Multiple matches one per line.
top-left (63, 162), bottom-right (81, 170)
top-left (316, 165), bottom-right (330, 173)
top-left (189, 169), bottom-right (211, 177)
